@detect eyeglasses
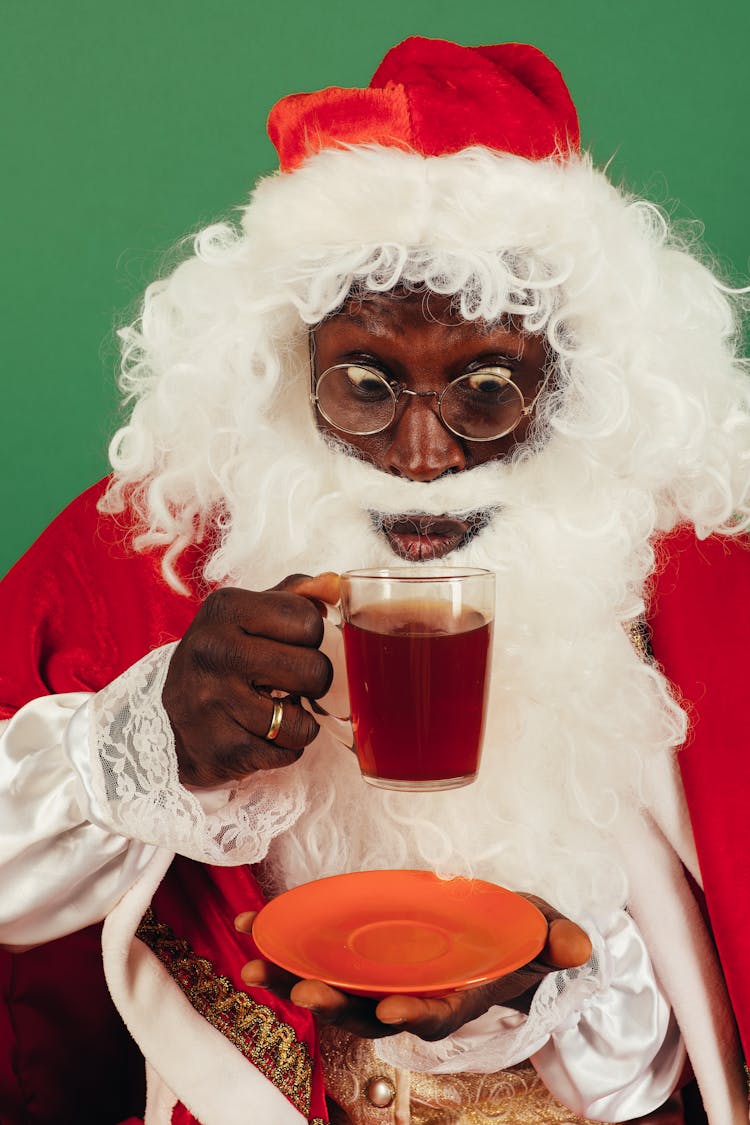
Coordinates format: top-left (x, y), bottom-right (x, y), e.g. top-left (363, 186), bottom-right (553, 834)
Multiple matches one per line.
top-left (311, 363), bottom-right (548, 442)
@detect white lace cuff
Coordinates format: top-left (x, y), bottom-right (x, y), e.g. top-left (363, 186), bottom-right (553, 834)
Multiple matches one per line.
top-left (80, 644), bottom-right (306, 864)
top-left (374, 921), bottom-right (605, 1076)
top-left (375, 910), bottom-right (684, 1118)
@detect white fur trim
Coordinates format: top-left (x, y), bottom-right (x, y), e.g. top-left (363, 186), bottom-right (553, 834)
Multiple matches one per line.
top-left (614, 808), bottom-right (747, 1124)
top-left (103, 849), bottom-right (305, 1125)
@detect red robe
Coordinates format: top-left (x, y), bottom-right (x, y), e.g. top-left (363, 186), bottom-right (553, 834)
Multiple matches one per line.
top-left (0, 479), bottom-right (747, 1123)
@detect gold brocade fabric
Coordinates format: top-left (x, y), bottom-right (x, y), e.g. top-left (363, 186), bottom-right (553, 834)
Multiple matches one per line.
top-left (319, 1027), bottom-right (600, 1125)
top-left (408, 1068), bottom-right (599, 1125)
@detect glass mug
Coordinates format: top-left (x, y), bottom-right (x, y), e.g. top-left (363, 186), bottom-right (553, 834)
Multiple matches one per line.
top-left (339, 568), bottom-right (495, 791)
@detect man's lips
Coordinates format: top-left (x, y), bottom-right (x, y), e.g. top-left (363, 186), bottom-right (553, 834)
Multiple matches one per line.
top-left (379, 514), bottom-right (472, 561)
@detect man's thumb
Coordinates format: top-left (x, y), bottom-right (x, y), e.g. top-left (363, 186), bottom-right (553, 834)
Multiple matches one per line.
top-left (543, 919), bottom-right (593, 968)
top-left (273, 572), bottom-right (341, 615)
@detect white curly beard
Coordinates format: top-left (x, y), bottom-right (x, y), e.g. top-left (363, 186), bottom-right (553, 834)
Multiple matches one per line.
top-left (207, 424), bottom-right (689, 923)
top-left (101, 144), bottom-right (748, 922)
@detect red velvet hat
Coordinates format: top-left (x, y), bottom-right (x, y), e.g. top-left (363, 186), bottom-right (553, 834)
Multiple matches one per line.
top-left (268, 36), bottom-right (580, 172)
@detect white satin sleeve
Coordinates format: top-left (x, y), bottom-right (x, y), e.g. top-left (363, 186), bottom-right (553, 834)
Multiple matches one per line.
top-left (375, 911), bottom-right (685, 1121)
top-left (0, 643), bottom-right (307, 949)
top-left (0, 697), bottom-right (157, 948)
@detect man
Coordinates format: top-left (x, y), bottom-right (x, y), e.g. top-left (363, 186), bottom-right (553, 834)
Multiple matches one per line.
top-left (0, 35), bottom-right (748, 1125)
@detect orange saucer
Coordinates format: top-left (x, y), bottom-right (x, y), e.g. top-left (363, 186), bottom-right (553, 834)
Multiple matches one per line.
top-left (252, 870), bottom-right (547, 998)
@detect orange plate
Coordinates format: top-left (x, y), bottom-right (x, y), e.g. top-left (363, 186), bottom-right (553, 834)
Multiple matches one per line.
top-left (252, 870), bottom-right (547, 998)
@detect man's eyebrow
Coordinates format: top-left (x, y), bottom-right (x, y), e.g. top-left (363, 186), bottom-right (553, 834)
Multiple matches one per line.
top-left (340, 310), bottom-right (372, 327)
top-left (331, 304), bottom-right (529, 344)
top-left (336, 308), bottom-right (393, 334)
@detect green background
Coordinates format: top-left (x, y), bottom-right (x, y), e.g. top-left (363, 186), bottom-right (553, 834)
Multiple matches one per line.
top-left (2, 0), bottom-right (748, 577)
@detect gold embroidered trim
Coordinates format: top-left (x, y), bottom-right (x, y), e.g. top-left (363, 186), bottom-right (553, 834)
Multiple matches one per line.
top-left (136, 908), bottom-right (324, 1123)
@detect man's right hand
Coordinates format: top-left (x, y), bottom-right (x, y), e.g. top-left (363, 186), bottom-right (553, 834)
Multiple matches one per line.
top-left (162, 575), bottom-right (338, 787)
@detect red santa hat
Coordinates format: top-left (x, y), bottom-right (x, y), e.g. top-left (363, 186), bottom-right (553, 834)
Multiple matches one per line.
top-left (267, 36), bottom-right (580, 172)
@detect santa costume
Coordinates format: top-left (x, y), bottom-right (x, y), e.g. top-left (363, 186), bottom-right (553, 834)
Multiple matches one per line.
top-left (1, 36), bottom-right (748, 1125)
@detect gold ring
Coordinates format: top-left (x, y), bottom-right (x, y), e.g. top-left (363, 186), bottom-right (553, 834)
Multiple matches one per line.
top-left (264, 699), bottom-right (284, 742)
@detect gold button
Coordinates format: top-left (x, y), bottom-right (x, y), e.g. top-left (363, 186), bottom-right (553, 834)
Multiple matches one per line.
top-left (365, 1076), bottom-right (396, 1108)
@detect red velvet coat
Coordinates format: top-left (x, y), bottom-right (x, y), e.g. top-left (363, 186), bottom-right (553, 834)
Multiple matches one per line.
top-left (0, 480), bottom-right (747, 1123)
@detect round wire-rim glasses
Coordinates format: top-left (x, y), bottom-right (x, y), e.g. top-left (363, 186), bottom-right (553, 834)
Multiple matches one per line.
top-left (310, 363), bottom-right (549, 443)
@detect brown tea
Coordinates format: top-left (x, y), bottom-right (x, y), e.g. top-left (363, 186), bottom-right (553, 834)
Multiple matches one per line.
top-left (342, 600), bottom-right (492, 789)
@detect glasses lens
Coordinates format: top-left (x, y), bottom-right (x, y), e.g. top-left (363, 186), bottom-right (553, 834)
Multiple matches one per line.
top-left (316, 365), bottom-right (396, 434)
top-left (442, 369), bottom-right (525, 440)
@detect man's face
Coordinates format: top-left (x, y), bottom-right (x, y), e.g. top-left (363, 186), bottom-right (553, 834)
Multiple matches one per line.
top-left (311, 289), bottom-right (550, 560)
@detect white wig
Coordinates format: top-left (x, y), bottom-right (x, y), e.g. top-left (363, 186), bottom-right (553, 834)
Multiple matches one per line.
top-left (102, 144), bottom-right (750, 593)
top-left (97, 146), bottom-right (750, 916)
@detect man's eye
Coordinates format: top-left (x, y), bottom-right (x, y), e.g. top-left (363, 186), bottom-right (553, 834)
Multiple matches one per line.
top-left (344, 366), bottom-right (390, 397)
top-left (463, 367), bottom-right (514, 395)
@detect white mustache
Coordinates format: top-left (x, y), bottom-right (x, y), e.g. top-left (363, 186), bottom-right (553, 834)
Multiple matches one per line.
top-left (324, 435), bottom-right (537, 517)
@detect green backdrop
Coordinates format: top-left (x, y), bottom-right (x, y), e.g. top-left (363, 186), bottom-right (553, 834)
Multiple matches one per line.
top-left (2, 0), bottom-right (748, 577)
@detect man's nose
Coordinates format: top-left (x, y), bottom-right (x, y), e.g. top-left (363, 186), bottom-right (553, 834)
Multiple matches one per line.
top-left (380, 395), bottom-right (467, 481)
